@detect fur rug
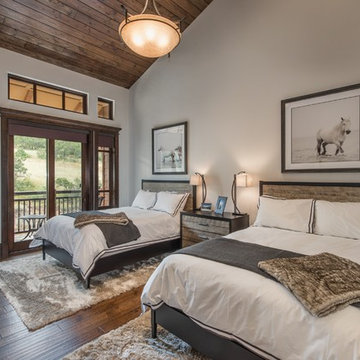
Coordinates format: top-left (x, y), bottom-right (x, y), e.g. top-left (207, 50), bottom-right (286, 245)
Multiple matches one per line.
top-left (0, 253), bottom-right (161, 330)
top-left (63, 311), bottom-right (207, 360)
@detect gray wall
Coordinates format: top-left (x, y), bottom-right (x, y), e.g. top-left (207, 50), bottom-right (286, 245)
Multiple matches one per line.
top-left (129, 0), bottom-right (360, 221)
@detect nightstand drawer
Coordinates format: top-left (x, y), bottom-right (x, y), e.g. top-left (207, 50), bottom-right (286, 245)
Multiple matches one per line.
top-left (182, 227), bottom-right (220, 247)
top-left (182, 215), bottom-right (229, 235)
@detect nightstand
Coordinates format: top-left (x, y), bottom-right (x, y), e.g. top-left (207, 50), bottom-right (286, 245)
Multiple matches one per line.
top-left (181, 210), bottom-right (249, 247)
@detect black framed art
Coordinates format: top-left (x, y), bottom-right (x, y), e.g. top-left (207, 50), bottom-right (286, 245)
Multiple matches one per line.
top-left (152, 122), bottom-right (187, 175)
top-left (281, 83), bottom-right (360, 172)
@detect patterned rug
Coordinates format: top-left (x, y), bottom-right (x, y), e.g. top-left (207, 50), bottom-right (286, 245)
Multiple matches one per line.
top-left (63, 311), bottom-right (207, 360)
top-left (0, 253), bottom-right (161, 330)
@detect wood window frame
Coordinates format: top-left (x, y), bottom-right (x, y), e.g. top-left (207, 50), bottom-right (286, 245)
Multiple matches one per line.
top-left (97, 97), bottom-right (114, 120)
top-left (0, 108), bottom-right (120, 259)
top-left (8, 74), bottom-right (88, 115)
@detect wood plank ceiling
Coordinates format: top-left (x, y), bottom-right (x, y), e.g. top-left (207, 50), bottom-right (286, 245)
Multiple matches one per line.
top-left (0, 0), bottom-right (213, 89)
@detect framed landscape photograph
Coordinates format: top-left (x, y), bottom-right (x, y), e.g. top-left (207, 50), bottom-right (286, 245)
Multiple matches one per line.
top-left (152, 122), bottom-right (187, 174)
top-left (281, 83), bottom-right (360, 172)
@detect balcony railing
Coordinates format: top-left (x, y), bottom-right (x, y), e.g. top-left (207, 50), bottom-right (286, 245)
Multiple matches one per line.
top-left (14, 190), bottom-right (82, 235)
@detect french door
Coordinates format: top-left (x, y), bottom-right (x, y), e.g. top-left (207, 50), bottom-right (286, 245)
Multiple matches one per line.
top-left (10, 128), bottom-right (88, 252)
top-left (1, 108), bottom-right (120, 258)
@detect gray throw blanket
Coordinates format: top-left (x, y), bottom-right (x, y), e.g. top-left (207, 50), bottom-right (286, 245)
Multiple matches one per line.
top-left (175, 238), bottom-right (360, 315)
top-left (65, 211), bottom-right (140, 248)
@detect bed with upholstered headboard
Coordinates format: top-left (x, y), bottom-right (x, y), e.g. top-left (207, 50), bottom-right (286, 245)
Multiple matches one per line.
top-left (145, 181), bottom-right (360, 360)
top-left (39, 179), bottom-right (196, 288)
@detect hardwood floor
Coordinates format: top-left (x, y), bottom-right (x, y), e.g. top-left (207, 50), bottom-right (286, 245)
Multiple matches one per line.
top-left (0, 284), bottom-right (144, 359)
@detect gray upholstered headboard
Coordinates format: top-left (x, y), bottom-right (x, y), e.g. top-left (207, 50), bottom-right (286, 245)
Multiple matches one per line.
top-left (260, 181), bottom-right (360, 202)
top-left (142, 180), bottom-right (196, 211)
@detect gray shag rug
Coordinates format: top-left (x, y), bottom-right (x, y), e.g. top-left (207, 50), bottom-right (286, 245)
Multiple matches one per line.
top-left (63, 311), bottom-right (208, 360)
top-left (0, 253), bottom-right (161, 331)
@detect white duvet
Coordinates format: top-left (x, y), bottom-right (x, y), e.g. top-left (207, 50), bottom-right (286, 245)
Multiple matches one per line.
top-left (31, 207), bottom-right (180, 279)
top-left (141, 226), bottom-right (360, 360)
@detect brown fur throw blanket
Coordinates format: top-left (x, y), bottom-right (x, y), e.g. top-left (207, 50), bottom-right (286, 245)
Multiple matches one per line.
top-left (74, 212), bottom-right (129, 228)
top-left (258, 252), bottom-right (360, 317)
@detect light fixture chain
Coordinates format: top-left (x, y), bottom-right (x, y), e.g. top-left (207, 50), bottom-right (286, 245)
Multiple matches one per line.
top-left (140, 0), bottom-right (149, 14)
top-left (152, 0), bottom-right (162, 16)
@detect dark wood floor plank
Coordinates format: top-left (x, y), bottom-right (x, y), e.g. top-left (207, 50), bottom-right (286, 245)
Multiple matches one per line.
top-left (0, 285), bottom-right (144, 360)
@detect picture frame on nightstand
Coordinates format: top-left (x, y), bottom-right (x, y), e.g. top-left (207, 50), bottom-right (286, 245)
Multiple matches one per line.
top-left (214, 196), bottom-right (227, 215)
top-left (200, 202), bottom-right (212, 212)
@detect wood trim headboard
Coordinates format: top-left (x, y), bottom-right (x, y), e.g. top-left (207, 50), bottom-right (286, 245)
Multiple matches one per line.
top-left (142, 180), bottom-right (196, 211)
top-left (259, 181), bottom-right (360, 202)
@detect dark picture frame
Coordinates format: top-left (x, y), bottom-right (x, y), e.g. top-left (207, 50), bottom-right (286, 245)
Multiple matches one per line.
top-left (281, 83), bottom-right (360, 172)
top-left (214, 196), bottom-right (227, 215)
top-left (152, 122), bottom-right (187, 175)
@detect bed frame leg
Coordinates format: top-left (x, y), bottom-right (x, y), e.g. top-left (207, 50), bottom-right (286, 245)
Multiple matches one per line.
top-left (84, 278), bottom-right (90, 289)
top-left (42, 243), bottom-right (46, 260)
top-left (151, 309), bottom-right (157, 338)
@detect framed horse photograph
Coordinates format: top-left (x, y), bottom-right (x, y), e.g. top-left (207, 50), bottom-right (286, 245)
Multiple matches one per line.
top-left (152, 122), bottom-right (187, 175)
top-left (281, 83), bottom-right (360, 172)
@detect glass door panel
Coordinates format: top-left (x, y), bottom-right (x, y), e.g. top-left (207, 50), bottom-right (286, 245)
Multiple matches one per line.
top-left (98, 146), bottom-right (111, 207)
top-left (55, 140), bottom-right (82, 214)
top-left (13, 136), bottom-right (47, 244)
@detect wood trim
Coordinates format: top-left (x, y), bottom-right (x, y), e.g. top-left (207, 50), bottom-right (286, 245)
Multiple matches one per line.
top-left (7, 135), bottom-right (14, 252)
top-left (1, 114), bottom-right (10, 258)
top-left (0, 108), bottom-right (121, 132)
top-left (9, 74), bottom-right (88, 115)
top-left (259, 180), bottom-right (360, 194)
top-left (114, 134), bottom-right (119, 207)
top-left (259, 180), bottom-right (360, 202)
top-left (48, 138), bottom-right (55, 218)
top-left (98, 97), bottom-right (114, 120)
top-left (0, 108), bottom-right (121, 258)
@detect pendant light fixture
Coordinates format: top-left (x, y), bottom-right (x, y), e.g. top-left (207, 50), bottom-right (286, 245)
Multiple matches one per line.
top-left (119, 1), bottom-right (181, 58)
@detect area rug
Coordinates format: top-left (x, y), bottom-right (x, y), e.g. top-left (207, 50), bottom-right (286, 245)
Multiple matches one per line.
top-left (0, 253), bottom-right (162, 331)
top-left (63, 311), bottom-right (207, 360)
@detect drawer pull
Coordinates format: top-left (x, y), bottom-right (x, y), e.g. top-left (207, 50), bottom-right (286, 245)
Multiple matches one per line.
top-left (198, 235), bottom-right (210, 240)
top-left (199, 223), bottom-right (209, 227)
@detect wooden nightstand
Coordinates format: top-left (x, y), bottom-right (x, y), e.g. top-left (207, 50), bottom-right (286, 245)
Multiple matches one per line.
top-left (181, 210), bottom-right (249, 247)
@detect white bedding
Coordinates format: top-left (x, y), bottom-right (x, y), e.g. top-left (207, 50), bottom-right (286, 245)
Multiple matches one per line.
top-left (31, 207), bottom-right (180, 279)
top-left (141, 226), bottom-right (360, 360)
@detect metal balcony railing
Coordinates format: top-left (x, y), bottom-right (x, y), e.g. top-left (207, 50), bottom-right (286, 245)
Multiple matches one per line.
top-left (14, 190), bottom-right (82, 234)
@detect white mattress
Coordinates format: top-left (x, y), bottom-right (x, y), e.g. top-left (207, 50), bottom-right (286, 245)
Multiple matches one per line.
top-left (141, 226), bottom-right (360, 360)
top-left (31, 207), bottom-right (180, 279)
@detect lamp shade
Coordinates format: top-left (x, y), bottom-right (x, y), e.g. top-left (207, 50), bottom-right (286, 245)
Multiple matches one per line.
top-left (119, 14), bottom-right (181, 58)
top-left (190, 174), bottom-right (201, 186)
top-left (236, 172), bottom-right (247, 187)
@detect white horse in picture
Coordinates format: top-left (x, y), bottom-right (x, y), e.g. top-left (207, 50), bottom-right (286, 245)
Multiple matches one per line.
top-left (158, 146), bottom-right (175, 163)
top-left (316, 117), bottom-right (351, 156)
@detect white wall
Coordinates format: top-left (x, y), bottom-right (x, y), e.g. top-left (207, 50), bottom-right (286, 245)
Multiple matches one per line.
top-left (0, 47), bottom-right (131, 207)
top-left (129, 0), bottom-right (360, 222)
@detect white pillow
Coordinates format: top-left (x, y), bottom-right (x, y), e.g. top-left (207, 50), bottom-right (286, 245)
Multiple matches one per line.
top-left (132, 190), bottom-right (157, 209)
top-left (314, 200), bottom-right (360, 240)
top-left (152, 192), bottom-right (189, 216)
top-left (254, 196), bottom-right (315, 233)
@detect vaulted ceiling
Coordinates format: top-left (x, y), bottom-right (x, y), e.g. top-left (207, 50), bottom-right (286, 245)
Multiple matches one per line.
top-left (0, 0), bottom-right (213, 88)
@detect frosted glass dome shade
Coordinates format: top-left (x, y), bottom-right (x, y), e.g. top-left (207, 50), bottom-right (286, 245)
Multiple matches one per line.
top-left (119, 14), bottom-right (181, 58)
